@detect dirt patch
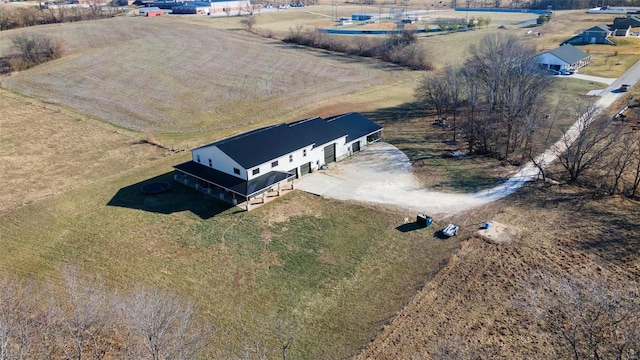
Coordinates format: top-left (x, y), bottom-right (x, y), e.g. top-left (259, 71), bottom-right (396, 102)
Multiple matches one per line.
top-left (477, 221), bottom-right (518, 244)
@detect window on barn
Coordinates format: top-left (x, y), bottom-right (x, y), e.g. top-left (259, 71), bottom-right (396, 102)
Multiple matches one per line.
top-left (271, 160), bottom-right (278, 168)
top-left (208, 159), bottom-right (212, 167)
top-left (253, 168), bottom-right (260, 175)
top-left (196, 154), bottom-right (201, 163)
top-left (234, 168), bottom-right (240, 175)
top-left (289, 154), bottom-right (293, 162)
top-left (303, 149), bottom-right (307, 157)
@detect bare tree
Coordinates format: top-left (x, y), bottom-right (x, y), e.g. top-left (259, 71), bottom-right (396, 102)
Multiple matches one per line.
top-left (444, 66), bottom-right (465, 142)
top-left (123, 287), bottom-right (210, 360)
top-left (240, 15), bottom-right (257, 32)
top-left (10, 32), bottom-right (64, 71)
top-left (526, 273), bottom-right (640, 360)
top-left (551, 105), bottom-right (615, 184)
top-left (602, 130), bottom-right (636, 195)
top-left (464, 33), bottom-right (550, 162)
top-left (415, 74), bottom-right (450, 120)
top-left (624, 130), bottom-right (640, 198)
top-left (0, 276), bottom-right (41, 360)
top-left (47, 267), bottom-right (113, 360)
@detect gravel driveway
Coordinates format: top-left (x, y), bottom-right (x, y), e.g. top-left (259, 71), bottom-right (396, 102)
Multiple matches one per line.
top-left (296, 61), bottom-right (640, 216)
top-left (295, 142), bottom-right (493, 215)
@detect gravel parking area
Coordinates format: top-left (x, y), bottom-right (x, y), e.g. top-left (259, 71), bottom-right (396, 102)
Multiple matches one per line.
top-left (295, 142), bottom-right (493, 215)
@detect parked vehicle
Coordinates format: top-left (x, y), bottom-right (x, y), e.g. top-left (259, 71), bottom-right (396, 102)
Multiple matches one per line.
top-left (620, 84), bottom-right (630, 92)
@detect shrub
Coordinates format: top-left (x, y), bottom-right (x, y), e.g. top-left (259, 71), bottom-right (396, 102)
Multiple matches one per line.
top-left (10, 32), bottom-right (65, 71)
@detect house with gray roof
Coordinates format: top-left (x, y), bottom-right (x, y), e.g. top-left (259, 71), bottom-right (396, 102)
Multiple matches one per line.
top-left (173, 113), bottom-right (382, 210)
top-left (534, 44), bottom-right (591, 73)
top-left (613, 15), bottom-right (640, 28)
top-left (564, 24), bottom-right (615, 45)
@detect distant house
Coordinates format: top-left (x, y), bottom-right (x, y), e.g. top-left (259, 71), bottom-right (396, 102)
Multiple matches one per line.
top-left (613, 15), bottom-right (640, 27)
top-left (173, 113), bottom-right (382, 210)
top-left (139, 6), bottom-right (163, 16)
top-left (534, 44), bottom-right (591, 73)
top-left (610, 24), bottom-right (632, 36)
top-left (580, 24), bottom-right (614, 44)
top-left (172, 3), bottom-right (211, 14)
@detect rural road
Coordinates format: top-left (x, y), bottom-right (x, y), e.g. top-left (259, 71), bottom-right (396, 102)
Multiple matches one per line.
top-left (297, 61), bottom-right (640, 216)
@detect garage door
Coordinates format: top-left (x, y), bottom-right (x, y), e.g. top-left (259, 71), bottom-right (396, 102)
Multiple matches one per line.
top-left (299, 162), bottom-right (311, 177)
top-left (324, 143), bottom-right (336, 164)
top-left (288, 168), bottom-right (298, 178)
top-left (352, 141), bottom-right (360, 153)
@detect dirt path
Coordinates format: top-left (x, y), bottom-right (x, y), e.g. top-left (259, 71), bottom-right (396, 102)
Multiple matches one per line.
top-left (296, 61), bottom-right (640, 216)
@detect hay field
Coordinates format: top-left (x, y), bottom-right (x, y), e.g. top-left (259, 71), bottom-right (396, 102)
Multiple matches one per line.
top-left (0, 16), bottom-right (406, 141)
top-left (0, 89), bottom-right (166, 212)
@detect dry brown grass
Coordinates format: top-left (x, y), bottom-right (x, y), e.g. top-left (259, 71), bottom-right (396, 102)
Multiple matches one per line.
top-left (0, 16), bottom-right (407, 146)
top-left (0, 88), bottom-right (167, 213)
top-left (356, 185), bottom-right (640, 359)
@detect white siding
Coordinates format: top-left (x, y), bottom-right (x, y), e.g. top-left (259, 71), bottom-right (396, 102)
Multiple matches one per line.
top-left (247, 145), bottom-right (316, 180)
top-left (192, 146), bottom-right (246, 179)
top-left (342, 135), bottom-right (376, 160)
top-left (535, 53), bottom-right (569, 69)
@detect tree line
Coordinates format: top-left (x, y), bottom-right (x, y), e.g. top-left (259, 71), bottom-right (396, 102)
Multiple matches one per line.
top-left (0, 267), bottom-right (305, 359)
top-left (0, 268), bottom-right (211, 359)
top-left (281, 26), bottom-right (432, 70)
top-left (0, 4), bottom-right (123, 31)
top-left (416, 33), bottom-right (640, 198)
top-left (416, 33), bottom-right (551, 164)
top-left (546, 103), bottom-right (640, 197)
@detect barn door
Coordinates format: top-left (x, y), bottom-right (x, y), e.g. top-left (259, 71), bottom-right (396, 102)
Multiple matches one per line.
top-left (323, 143), bottom-right (336, 164)
top-left (299, 162), bottom-right (311, 176)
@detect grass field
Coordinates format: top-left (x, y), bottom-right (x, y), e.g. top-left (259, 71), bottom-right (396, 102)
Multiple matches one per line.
top-left (0, 137), bottom-right (465, 357)
top-left (1, 7), bottom-right (640, 359)
top-left (0, 88), bottom-right (167, 213)
top-left (0, 16), bottom-right (412, 148)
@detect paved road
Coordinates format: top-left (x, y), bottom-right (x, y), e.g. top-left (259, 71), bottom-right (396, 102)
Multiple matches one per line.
top-left (296, 61), bottom-right (640, 216)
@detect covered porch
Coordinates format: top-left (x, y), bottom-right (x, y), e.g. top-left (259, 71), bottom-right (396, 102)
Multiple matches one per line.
top-left (173, 161), bottom-right (295, 211)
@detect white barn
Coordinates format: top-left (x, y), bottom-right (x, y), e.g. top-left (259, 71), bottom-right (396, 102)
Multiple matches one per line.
top-left (173, 113), bottom-right (382, 209)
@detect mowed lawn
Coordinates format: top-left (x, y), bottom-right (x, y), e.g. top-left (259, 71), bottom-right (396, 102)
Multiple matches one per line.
top-left (0, 16), bottom-right (405, 142)
top-left (0, 139), bottom-right (462, 357)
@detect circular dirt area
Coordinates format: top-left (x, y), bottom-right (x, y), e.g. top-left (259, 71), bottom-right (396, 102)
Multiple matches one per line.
top-left (476, 221), bottom-right (517, 244)
top-left (141, 182), bottom-right (171, 194)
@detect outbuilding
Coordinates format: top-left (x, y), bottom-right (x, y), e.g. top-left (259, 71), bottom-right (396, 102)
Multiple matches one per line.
top-left (139, 6), bottom-right (164, 16)
top-left (173, 112), bottom-right (382, 210)
top-left (534, 44), bottom-right (591, 73)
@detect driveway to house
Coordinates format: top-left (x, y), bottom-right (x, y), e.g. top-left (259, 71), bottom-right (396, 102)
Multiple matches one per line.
top-left (564, 73), bottom-right (617, 85)
top-left (296, 61), bottom-right (640, 216)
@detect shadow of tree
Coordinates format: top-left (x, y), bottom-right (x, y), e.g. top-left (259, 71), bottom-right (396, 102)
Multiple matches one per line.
top-left (107, 172), bottom-right (234, 219)
top-left (361, 101), bottom-right (430, 127)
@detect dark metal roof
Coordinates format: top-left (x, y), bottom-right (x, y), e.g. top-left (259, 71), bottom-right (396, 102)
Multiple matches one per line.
top-left (613, 15), bottom-right (640, 27)
top-left (208, 124), bottom-right (315, 169)
top-left (326, 112), bottom-right (383, 143)
top-left (584, 24), bottom-right (611, 32)
top-left (547, 44), bottom-right (590, 65)
top-left (196, 113), bottom-right (382, 169)
top-left (289, 117), bottom-right (347, 148)
top-left (174, 161), bottom-right (294, 197)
